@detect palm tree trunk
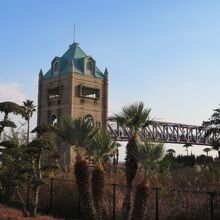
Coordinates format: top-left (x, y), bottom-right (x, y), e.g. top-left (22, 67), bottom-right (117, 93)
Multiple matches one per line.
top-left (122, 187), bottom-right (132, 220)
top-left (122, 136), bottom-right (138, 220)
top-left (130, 183), bottom-right (149, 220)
top-left (92, 166), bottom-right (104, 220)
top-left (75, 157), bottom-right (96, 220)
top-left (27, 117), bottom-right (30, 143)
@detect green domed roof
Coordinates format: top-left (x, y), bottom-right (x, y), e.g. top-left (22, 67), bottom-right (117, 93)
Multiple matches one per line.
top-left (43, 43), bottom-right (104, 79)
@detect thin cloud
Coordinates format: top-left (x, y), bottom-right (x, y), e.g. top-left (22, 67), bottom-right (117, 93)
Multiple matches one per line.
top-left (187, 82), bottom-right (200, 89)
top-left (0, 83), bottom-right (26, 104)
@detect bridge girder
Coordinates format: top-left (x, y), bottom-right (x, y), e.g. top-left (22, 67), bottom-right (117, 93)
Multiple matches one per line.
top-left (108, 121), bottom-right (220, 146)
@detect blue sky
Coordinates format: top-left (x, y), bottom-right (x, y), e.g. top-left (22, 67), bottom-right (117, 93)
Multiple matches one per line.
top-left (0, 0), bottom-right (220, 156)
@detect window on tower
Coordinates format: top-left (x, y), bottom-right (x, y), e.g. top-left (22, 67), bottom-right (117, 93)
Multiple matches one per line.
top-left (47, 86), bottom-right (63, 106)
top-left (54, 62), bottom-right (59, 72)
top-left (48, 87), bottom-right (61, 99)
top-left (86, 61), bottom-right (93, 74)
top-left (85, 114), bottom-right (95, 126)
top-left (78, 85), bottom-right (100, 100)
top-left (51, 115), bottom-right (58, 125)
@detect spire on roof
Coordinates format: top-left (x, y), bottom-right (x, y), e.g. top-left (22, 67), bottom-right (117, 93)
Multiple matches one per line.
top-left (39, 69), bottom-right (43, 78)
top-left (74, 24), bottom-right (76, 43)
top-left (69, 42), bottom-right (79, 48)
top-left (104, 68), bottom-right (109, 80)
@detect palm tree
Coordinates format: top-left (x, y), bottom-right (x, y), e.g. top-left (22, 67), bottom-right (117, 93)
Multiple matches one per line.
top-left (57, 116), bottom-right (97, 220)
top-left (166, 149), bottom-right (176, 157)
top-left (131, 141), bottom-right (165, 220)
top-left (203, 106), bottom-right (220, 159)
top-left (183, 143), bottom-right (192, 156)
top-left (22, 100), bottom-right (36, 143)
top-left (88, 129), bottom-right (118, 219)
top-left (203, 147), bottom-right (211, 156)
top-left (111, 102), bottom-right (154, 220)
top-left (211, 140), bottom-right (220, 158)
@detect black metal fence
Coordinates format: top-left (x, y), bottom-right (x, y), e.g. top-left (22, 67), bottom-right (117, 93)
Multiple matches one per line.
top-left (2, 178), bottom-right (220, 220)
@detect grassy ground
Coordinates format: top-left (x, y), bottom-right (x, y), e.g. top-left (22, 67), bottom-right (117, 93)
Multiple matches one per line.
top-left (0, 204), bottom-right (64, 220)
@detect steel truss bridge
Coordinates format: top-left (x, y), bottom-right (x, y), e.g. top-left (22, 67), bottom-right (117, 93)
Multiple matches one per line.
top-left (108, 120), bottom-right (220, 146)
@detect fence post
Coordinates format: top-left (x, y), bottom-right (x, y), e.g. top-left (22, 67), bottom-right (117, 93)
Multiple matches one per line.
top-left (50, 178), bottom-right (54, 211)
top-left (26, 176), bottom-right (30, 209)
top-left (112, 184), bottom-right (116, 220)
top-left (155, 188), bottom-right (159, 220)
top-left (209, 192), bottom-right (214, 220)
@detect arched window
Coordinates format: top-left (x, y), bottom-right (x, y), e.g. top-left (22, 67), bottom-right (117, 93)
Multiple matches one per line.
top-left (51, 115), bottom-right (58, 125)
top-left (54, 62), bottom-right (59, 72)
top-left (85, 114), bottom-right (95, 126)
top-left (86, 61), bottom-right (93, 73)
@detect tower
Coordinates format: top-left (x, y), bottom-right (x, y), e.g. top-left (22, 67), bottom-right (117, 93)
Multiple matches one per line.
top-left (37, 42), bottom-right (108, 169)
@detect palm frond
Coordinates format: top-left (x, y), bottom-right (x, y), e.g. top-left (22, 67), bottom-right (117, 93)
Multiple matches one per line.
top-left (57, 116), bottom-right (96, 155)
top-left (137, 141), bottom-right (166, 179)
top-left (88, 129), bottom-right (118, 165)
top-left (110, 102), bottom-right (153, 134)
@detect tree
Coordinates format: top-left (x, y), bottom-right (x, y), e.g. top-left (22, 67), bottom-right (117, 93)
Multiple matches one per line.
top-left (174, 155), bottom-right (196, 167)
top-left (166, 149), bottom-right (176, 157)
top-left (131, 141), bottom-right (166, 220)
top-left (183, 143), bottom-right (192, 156)
top-left (22, 100), bottom-right (36, 143)
top-left (196, 155), bottom-right (213, 165)
top-left (0, 101), bottom-right (23, 138)
top-left (203, 147), bottom-right (211, 156)
top-left (88, 129), bottom-right (118, 219)
top-left (0, 130), bottom-right (30, 216)
top-left (111, 102), bottom-right (154, 220)
top-left (57, 116), bottom-right (97, 220)
top-left (203, 106), bottom-right (220, 158)
top-left (26, 124), bottom-right (58, 217)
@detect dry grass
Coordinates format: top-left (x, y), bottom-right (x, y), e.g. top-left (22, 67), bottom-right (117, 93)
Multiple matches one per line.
top-left (0, 204), bottom-right (63, 220)
top-left (4, 164), bottom-right (220, 219)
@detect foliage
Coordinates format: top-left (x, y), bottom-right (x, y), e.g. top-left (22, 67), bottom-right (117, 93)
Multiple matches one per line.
top-left (88, 129), bottom-right (119, 219)
top-left (88, 129), bottom-right (118, 167)
top-left (111, 102), bottom-right (155, 220)
top-left (196, 155), bottom-right (214, 165)
top-left (0, 101), bottom-right (24, 138)
top-left (111, 101), bottom-right (154, 134)
top-left (166, 149), bottom-right (176, 156)
top-left (172, 155), bottom-right (196, 168)
top-left (57, 116), bottom-right (97, 156)
top-left (131, 141), bottom-right (167, 220)
top-left (0, 101), bottom-right (28, 205)
top-left (27, 124), bottom-right (58, 217)
top-left (57, 116), bottom-right (96, 220)
top-left (203, 147), bottom-right (211, 156)
top-left (203, 106), bottom-right (220, 158)
top-left (21, 100), bottom-right (36, 143)
top-left (0, 102), bottom-right (23, 117)
top-left (21, 100), bottom-right (36, 121)
top-left (0, 131), bottom-right (29, 200)
top-left (138, 141), bottom-right (166, 180)
top-left (0, 123), bottom-right (58, 217)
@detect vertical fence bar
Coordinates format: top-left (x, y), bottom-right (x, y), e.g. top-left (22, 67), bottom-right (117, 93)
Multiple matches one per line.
top-left (50, 178), bottom-right (54, 211)
top-left (26, 176), bottom-right (30, 209)
top-left (209, 192), bottom-right (214, 220)
top-left (112, 184), bottom-right (116, 220)
top-left (155, 188), bottom-right (159, 220)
